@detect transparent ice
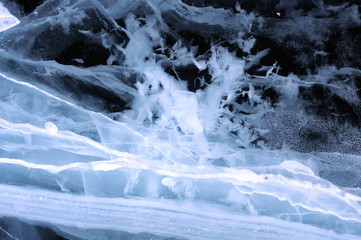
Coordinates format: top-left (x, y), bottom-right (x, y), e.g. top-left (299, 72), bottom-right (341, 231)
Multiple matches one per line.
top-left (0, 0), bottom-right (361, 239)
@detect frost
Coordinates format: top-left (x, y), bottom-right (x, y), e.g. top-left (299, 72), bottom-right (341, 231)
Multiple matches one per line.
top-left (47, 6), bottom-right (87, 33)
top-left (235, 2), bottom-right (241, 13)
top-left (237, 33), bottom-right (256, 54)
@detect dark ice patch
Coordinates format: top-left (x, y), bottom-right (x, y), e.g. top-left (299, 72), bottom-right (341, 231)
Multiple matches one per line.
top-left (299, 84), bottom-right (360, 125)
top-left (55, 41), bottom-right (110, 67)
top-left (164, 64), bottom-right (211, 92)
top-left (14, 0), bottom-right (44, 14)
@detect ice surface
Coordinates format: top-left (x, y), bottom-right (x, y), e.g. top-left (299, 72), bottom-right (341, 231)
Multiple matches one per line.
top-left (1, 184), bottom-right (360, 240)
top-left (0, 0), bottom-right (360, 239)
top-left (0, 2), bottom-right (19, 32)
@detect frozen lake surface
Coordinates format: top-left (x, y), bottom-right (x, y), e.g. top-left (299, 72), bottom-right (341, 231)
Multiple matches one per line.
top-left (0, 0), bottom-right (361, 239)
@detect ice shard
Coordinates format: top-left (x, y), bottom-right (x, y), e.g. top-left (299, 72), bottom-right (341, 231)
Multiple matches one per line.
top-left (0, 2), bottom-right (19, 32)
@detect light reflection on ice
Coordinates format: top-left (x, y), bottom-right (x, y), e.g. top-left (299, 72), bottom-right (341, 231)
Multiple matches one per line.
top-left (0, 3), bottom-right (19, 32)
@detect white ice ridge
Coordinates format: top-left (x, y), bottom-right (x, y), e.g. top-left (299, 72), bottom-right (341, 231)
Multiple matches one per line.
top-left (0, 71), bottom-right (145, 140)
top-left (0, 184), bottom-right (358, 240)
top-left (0, 71), bottom-right (197, 165)
top-left (0, 2), bottom-right (19, 32)
top-left (1, 152), bottom-right (361, 224)
top-left (1, 68), bottom-right (361, 229)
